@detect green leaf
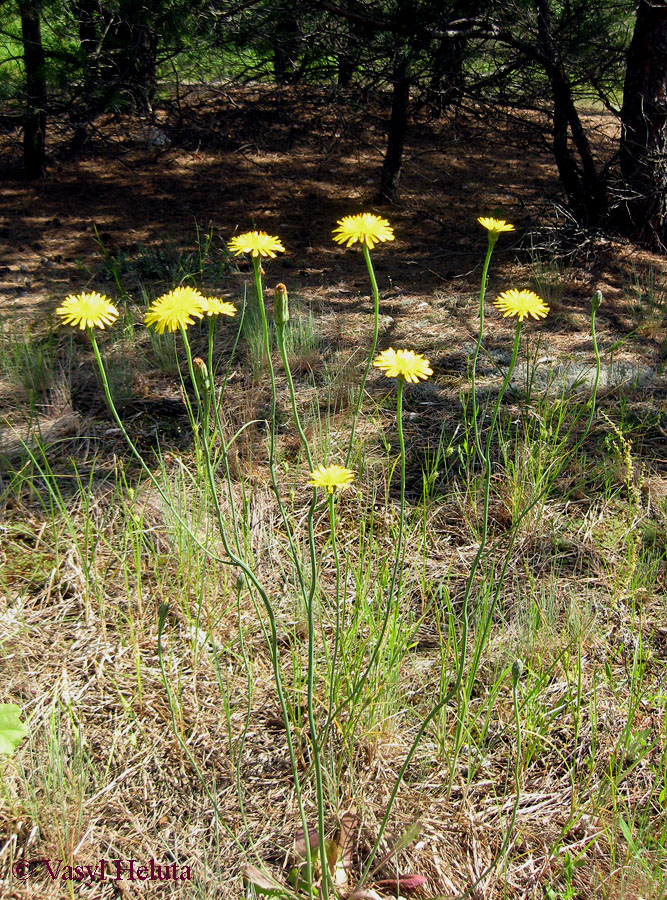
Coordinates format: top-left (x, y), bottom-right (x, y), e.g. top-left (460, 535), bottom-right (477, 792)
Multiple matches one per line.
top-left (390, 818), bottom-right (422, 856)
top-left (619, 815), bottom-right (635, 850)
top-left (0, 704), bottom-right (28, 755)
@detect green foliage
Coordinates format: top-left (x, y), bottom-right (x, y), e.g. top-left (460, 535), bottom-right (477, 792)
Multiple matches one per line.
top-left (0, 703), bottom-right (29, 755)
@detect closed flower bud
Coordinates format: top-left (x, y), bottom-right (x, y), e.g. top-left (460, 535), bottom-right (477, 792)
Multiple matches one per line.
top-left (512, 659), bottom-right (524, 681)
top-left (591, 290), bottom-right (602, 312)
top-left (192, 356), bottom-right (211, 393)
top-left (274, 283), bottom-right (290, 326)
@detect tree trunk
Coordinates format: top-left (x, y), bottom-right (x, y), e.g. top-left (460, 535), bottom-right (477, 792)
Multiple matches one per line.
top-left (337, 54), bottom-right (355, 87)
top-left (107, 14), bottom-right (157, 112)
top-left (426, 32), bottom-right (466, 114)
top-left (619, 0), bottom-right (667, 247)
top-left (18, 0), bottom-right (47, 179)
top-left (379, 57), bottom-right (411, 203)
top-left (272, 8), bottom-right (300, 85)
top-left (536, 0), bottom-right (607, 224)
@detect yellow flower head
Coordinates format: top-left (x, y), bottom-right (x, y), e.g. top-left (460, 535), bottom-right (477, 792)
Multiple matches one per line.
top-left (494, 289), bottom-right (550, 322)
top-left (201, 297), bottom-right (237, 318)
top-left (228, 231), bottom-right (285, 258)
top-left (144, 286), bottom-right (205, 334)
top-left (373, 348), bottom-right (433, 384)
top-left (55, 291), bottom-right (119, 330)
top-left (478, 217), bottom-right (515, 237)
top-left (308, 464), bottom-right (355, 495)
top-left (332, 213), bottom-right (395, 250)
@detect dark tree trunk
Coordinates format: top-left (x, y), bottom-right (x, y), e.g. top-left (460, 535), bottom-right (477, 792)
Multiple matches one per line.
top-left (426, 30), bottom-right (466, 114)
top-left (18, 0), bottom-right (47, 179)
top-left (70, 0), bottom-right (101, 151)
top-left (619, 0), bottom-right (667, 247)
top-left (536, 0), bottom-right (607, 224)
top-left (379, 57), bottom-right (411, 203)
top-left (337, 54), bottom-right (355, 87)
top-left (272, 8), bottom-right (299, 85)
top-left (77, 0), bottom-right (100, 73)
top-left (107, 15), bottom-right (157, 112)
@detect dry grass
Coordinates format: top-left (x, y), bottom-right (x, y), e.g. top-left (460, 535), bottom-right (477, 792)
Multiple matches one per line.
top-left (1, 85), bottom-right (667, 900)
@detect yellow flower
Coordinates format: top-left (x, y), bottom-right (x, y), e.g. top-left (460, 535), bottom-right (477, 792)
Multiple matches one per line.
top-left (373, 348), bottom-right (433, 383)
top-left (332, 213), bottom-right (395, 250)
top-left (55, 291), bottom-right (119, 330)
top-left (478, 217), bottom-right (515, 236)
top-left (493, 289), bottom-right (550, 322)
top-left (144, 286), bottom-right (205, 334)
top-left (201, 297), bottom-right (237, 318)
top-left (308, 464), bottom-right (355, 494)
top-left (228, 231), bottom-right (285, 258)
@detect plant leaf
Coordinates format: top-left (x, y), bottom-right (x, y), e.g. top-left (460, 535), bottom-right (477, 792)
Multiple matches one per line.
top-left (619, 815), bottom-right (635, 850)
top-left (325, 838), bottom-right (339, 874)
top-left (337, 810), bottom-right (359, 869)
top-left (370, 818), bottom-right (422, 877)
top-left (390, 819), bottom-right (422, 857)
top-left (294, 825), bottom-right (320, 861)
top-left (244, 865), bottom-right (288, 897)
top-left (375, 875), bottom-right (428, 892)
top-left (0, 704), bottom-right (28, 755)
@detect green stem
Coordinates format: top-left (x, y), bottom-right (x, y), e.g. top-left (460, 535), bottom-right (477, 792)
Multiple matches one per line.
top-left (471, 235), bottom-right (497, 461)
top-left (251, 259), bottom-right (310, 606)
top-left (88, 330), bottom-right (226, 565)
top-left (345, 243), bottom-right (380, 467)
top-left (272, 307), bottom-right (326, 897)
top-left (253, 257), bottom-right (278, 465)
top-left (276, 320), bottom-right (314, 472)
top-left (183, 324), bottom-right (317, 897)
top-left (305, 485), bottom-right (329, 900)
top-left (326, 492), bottom-right (342, 740)
top-left (357, 324), bottom-right (522, 888)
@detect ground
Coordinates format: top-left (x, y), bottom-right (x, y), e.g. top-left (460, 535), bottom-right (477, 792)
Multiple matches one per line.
top-left (1, 84), bottom-right (667, 900)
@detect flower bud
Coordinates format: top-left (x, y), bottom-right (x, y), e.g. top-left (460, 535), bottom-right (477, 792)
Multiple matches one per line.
top-left (192, 356), bottom-right (211, 394)
top-left (591, 291), bottom-right (602, 313)
top-left (274, 283), bottom-right (290, 326)
top-left (512, 659), bottom-right (524, 681)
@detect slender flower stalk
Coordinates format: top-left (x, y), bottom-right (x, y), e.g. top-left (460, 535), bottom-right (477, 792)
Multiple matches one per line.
top-left (357, 324), bottom-right (523, 888)
top-left (347, 244), bottom-right (380, 466)
top-left (471, 216), bottom-right (515, 460)
top-left (274, 284), bottom-right (314, 472)
top-left (326, 491), bottom-right (343, 742)
top-left (343, 353), bottom-right (429, 734)
top-left (331, 214), bottom-right (395, 467)
top-left (176, 321), bottom-right (318, 899)
top-left (304, 463), bottom-right (354, 900)
top-left (226, 240), bottom-right (321, 895)
top-left (272, 285), bottom-right (332, 894)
